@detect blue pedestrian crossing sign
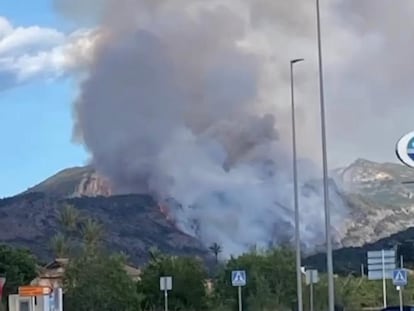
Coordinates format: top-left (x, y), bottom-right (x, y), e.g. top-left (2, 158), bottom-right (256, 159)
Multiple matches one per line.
top-left (231, 270), bottom-right (246, 287)
top-left (393, 269), bottom-right (408, 286)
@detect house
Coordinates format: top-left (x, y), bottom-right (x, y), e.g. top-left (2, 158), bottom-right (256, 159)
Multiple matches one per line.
top-left (30, 258), bottom-right (142, 288)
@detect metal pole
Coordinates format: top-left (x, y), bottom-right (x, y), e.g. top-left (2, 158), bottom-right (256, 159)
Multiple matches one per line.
top-left (382, 250), bottom-right (387, 308)
top-left (291, 58), bottom-right (304, 311)
top-left (310, 274), bottom-right (314, 311)
top-left (315, 1), bottom-right (334, 311)
top-left (401, 255), bottom-right (404, 268)
top-left (164, 290), bottom-right (168, 311)
top-left (238, 286), bottom-right (242, 311)
top-left (399, 287), bottom-right (403, 311)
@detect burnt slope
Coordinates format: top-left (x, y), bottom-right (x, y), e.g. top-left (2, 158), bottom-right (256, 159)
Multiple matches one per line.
top-left (0, 192), bottom-right (209, 265)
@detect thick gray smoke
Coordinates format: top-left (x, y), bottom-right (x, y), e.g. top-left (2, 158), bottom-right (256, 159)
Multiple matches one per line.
top-left (55, 0), bottom-right (414, 256)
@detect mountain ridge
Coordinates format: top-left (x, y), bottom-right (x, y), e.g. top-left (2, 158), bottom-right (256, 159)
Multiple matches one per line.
top-left (2, 158), bottom-right (414, 269)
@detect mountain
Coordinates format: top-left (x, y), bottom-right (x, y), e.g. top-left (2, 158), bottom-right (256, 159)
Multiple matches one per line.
top-left (23, 166), bottom-right (112, 198)
top-left (334, 158), bottom-right (414, 204)
top-left (335, 159), bottom-right (414, 247)
top-left (0, 192), bottom-right (209, 265)
top-left (1, 159), bottom-right (414, 269)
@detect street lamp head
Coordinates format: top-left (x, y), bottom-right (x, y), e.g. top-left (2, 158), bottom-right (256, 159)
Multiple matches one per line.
top-left (291, 58), bottom-right (304, 64)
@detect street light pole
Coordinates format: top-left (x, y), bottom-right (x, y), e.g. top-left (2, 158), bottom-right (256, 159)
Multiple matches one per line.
top-left (315, 1), bottom-right (335, 311)
top-left (290, 58), bottom-right (304, 311)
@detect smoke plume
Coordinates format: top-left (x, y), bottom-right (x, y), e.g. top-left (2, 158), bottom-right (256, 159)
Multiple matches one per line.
top-left (54, 0), bottom-right (414, 256)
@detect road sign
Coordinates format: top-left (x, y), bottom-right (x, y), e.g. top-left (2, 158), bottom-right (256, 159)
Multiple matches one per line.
top-left (368, 250), bottom-right (396, 258)
top-left (367, 249), bottom-right (396, 280)
top-left (367, 249), bottom-right (396, 309)
top-left (393, 269), bottom-right (408, 287)
top-left (305, 269), bottom-right (318, 311)
top-left (368, 257), bottom-right (396, 265)
top-left (18, 286), bottom-right (52, 297)
top-left (160, 276), bottom-right (172, 311)
top-left (368, 270), bottom-right (393, 280)
top-left (396, 131), bottom-right (414, 168)
top-left (160, 276), bottom-right (172, 291)
top-left (232, 270), bottom-right (246, 287)
top-left (305, 269), bottom-right (319, 285)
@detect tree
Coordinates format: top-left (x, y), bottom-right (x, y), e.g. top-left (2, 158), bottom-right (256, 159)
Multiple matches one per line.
top-left (51, 203), bottom-right (82, 257)
top-left (80, 218), bottom-right (104, 253)
top-left (0, 245), bottom-right (37, 299)
top-left (213, 247), bottom-right (296, 311)
top-left (52, 204), bottom-right (105, 258)
top-left (58, 203), bottom-right (80, 234)
top-left (138, 253), bottom-right (208, 310)
top-left (63, 251), bottom-right (142, 311)
top-left (209, 243), bottom-right (222, 263)
top-left (50, 233), bottom-right (70, 258)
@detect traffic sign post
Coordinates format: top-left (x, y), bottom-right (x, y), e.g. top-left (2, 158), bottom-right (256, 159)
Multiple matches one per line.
top-left (367, 249), bottom-right (396, 308)
top-left (393, 269), bottom-right (408, 287)
top-left (232, 270), bottom-right (246, 311)
top-left (305, 270), bottom-right (319, 311)
top-left (160, 276), bottom-right (172, 311)
top-left (393, 269), bottom-right (408, 311)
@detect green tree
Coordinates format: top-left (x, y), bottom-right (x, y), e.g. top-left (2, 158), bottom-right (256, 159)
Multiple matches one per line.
top-left (80, 218), bottom-right (104, 253)
top-left (63, 251), bottom-right (142, 311)
top-left (0, 245), bottom-right (37, 299)
top-left (138, 254), bottom-right (208, 310)
top-left (50, 203), bottom-right (82, 258)
top-left (50, 233), bottom-right (70, 258)
top-left (213, 247), bottom-right (296, 311)
top-left (58, 203), bottom-right (80, 234)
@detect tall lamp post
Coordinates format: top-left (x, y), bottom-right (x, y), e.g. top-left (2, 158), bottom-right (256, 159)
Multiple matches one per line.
top-left (315, 1), bottom-right (335, 311)
top-left (290, 58), bottom-right (304, 311)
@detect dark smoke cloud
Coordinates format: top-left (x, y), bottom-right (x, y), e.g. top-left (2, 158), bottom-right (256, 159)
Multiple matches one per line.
top-left (54, 0), bottom-right (414, 255)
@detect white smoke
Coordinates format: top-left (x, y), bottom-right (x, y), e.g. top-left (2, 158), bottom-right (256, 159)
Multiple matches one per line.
top-left (53, 0), bottom-right (412, 256)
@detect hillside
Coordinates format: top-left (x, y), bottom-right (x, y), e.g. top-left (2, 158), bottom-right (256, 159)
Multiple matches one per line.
top-left (304, 226), bottom-right (414, 274)
top-left (1, 158), bottom-right (414, 269)
top-left (0, 192), bottom-right (209, 265)
top-left (335, 159), bottom-right (414, 247)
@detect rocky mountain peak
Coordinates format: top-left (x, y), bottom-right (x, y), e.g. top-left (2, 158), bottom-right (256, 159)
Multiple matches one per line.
top-left (24, 166), bottom-right (112, 198)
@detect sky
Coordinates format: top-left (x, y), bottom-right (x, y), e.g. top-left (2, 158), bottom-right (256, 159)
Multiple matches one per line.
top-left (0, 0), bottom-right (90, 198)
top-left (1, 0), bottom-right (413, 199)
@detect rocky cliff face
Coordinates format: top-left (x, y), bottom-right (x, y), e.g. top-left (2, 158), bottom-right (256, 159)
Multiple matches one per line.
top-left (24, 166), bottom-right (112, 198)
top-left (335, 159), bottom-right (414, 247)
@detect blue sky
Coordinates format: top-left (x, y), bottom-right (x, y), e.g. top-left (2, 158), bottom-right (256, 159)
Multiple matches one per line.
top-left (0, 0), bottom-right (90, 198)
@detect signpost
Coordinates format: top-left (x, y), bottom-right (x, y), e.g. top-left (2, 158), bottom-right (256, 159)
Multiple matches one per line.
top-left (232, 270), bottom-right (246, 311)
top-left (305, 270), bottom-right (319, 311)
top-left (393, 269), bottom-right (408, 311)
top-left (367, 249), bottom-right (396, 308)
top-left (160, 276), bottom-right (172, 311)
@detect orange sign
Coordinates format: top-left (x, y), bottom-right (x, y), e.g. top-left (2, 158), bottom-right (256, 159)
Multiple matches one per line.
top-left (18, 286), bottom-right (52, 297)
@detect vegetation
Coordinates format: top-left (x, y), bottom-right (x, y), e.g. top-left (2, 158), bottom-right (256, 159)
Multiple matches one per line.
top-left (138, 253), bottom-right (208, 310)
top-left (3, 204), bottom-right (414, 310)
top-left (0, 244), bottom-right (37, 300)
top-left (64, 252), bottom-right (142, 311)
